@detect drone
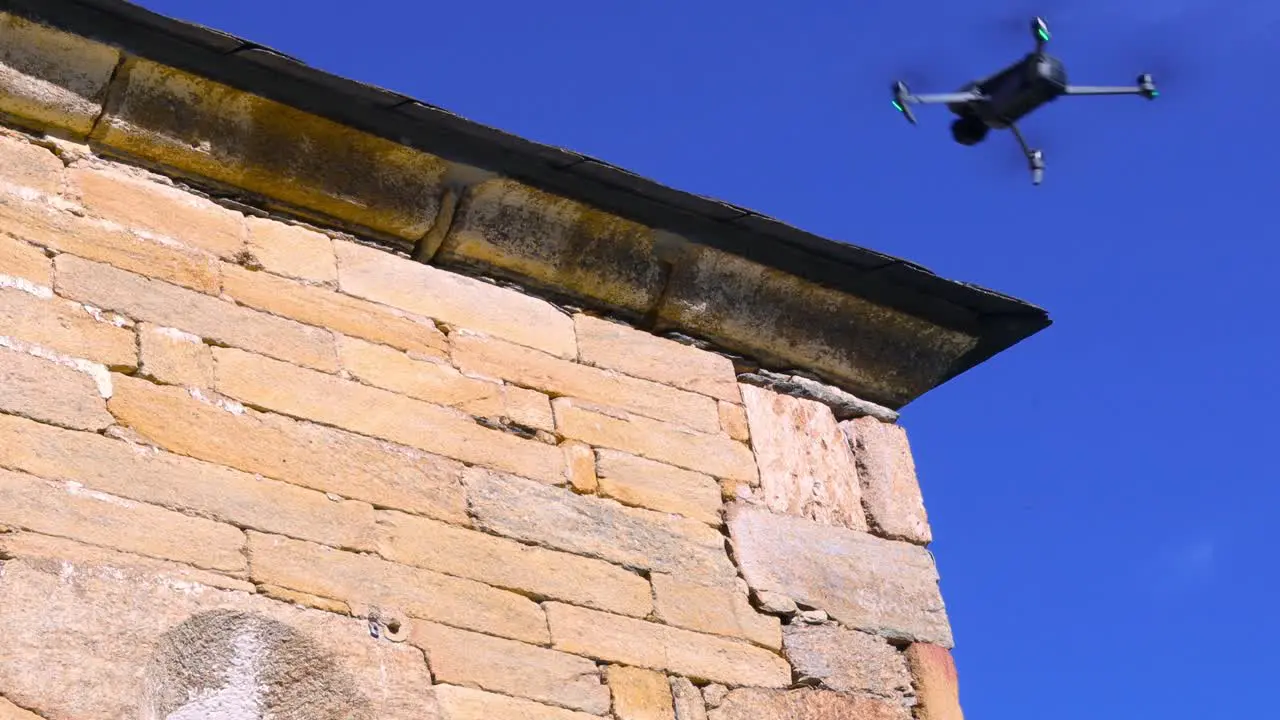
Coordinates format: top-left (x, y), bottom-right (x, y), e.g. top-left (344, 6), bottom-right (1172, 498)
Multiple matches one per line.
top-left (891, 16), bottom-right (1159, 185)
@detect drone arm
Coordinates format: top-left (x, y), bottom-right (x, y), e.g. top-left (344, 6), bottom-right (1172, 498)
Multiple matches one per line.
top-left (902, 91), bottom-right (987, 105)
top-left (1062, 85), bottom-right (1145, 96)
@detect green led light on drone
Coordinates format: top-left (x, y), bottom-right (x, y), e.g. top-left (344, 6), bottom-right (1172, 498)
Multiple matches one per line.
top-left (1037, 28), bottom-right (1050, 41)
top-left (892, 100), bottom-right (904, 112)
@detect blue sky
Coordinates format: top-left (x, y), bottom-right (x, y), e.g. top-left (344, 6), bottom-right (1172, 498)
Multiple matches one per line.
top-left (137, 1), bottom-right (1278, 716)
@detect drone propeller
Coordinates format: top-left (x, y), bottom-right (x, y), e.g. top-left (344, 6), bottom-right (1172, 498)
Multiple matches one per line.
top-left (890, 81), bottom-right (917, 125)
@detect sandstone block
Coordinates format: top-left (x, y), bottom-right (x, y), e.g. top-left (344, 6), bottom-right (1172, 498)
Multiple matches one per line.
top-left (69, 166), bottom-right (245, 259)
top-left (739, 384), bottom-right (865, 530)
top-left (0, 234), bottom-right (50, 286)
top-left (0, 554), bottom-right (436, 720)
top-left (257, 584), bottom-right (352, 614)
top-left (0, 14), bottom-right (120, 136)
top-left (453, 331), bottom-right (720, 433)
top-left (245, 216), bottom-right (337, 283)
top-left (595, 449), bottom-right (723, 526)
top-left (905, 643), bottom-right (964, 720)
top-left (505, 383), bottom-right (554, 431)
top-left (411, 620), bottom-right (609, 714)
top-left (707, 688), bottom-right (909, 720)
top-left (702, 685), bottom-right (729, 708)
top-left (608, 666), bottom-right (675, 720)
top-left (843, 417), bottom-right (931, 544)
top-left (433, 685), bottom-right (599, 720)
top-left (0, 466), bottom-right (244, 573)
top-left (222, 263), bottom-right (447, 358)
top-left (107, 375), bottom-right (469, 524)
top-left (337, 334), bottom-right (502, 415)
top-left (0, 346), bottom-right (112, 430)
top-left (783, 624), bottom-right (912, 699)
top-left (563, 440), bottom-right (599, 493)
top-left (248, 532), bottom-right (548, 644)
top-left (1, 401), bottom-right (379, 552)
top-left (717, 400), bottom-right (749, 442)
top-left (376, 509), bottom-right (652, 617)
top-left (670, 677), bottom-right (709, 720)
top-left (553, 398), bottom-right (757, 484)
top-left (336, 239), bottom-right (576, 357)
top-left (651, 575), bottom-right (781, 650)
top-left (137, 323), bottom-right (214, 387)
top-left (56, 256), bottom-right (338, 371)
top-left (0, 134), bottom-right (61, 195)
top-left (574, 314), bottom-right (740, 403)
top-left (0, 286), bottom-right (136, 369)
top-left (726, 504), bottom-right (952, 647)
top-left (0, 696), bottom-right (42, 720)
top-left (465, 468), bottom-right (737, 583)
top-left (546, 603), bottom-right (790, 688)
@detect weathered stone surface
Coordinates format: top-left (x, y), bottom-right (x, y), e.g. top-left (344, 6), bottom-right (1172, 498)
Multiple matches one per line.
top-left (0, 554), bottom-right (437, 720)
top-left (798, 610), bottom-right (828, 624)
top-left (452, 330), bottom-right (720, 433)
top-left (575, 314), bottom-right (740, 403)
top-left (553, 398), bottom-right (757, 484)
top-left (595, 449), bottom-right (723, 526)
top-left (0, 287), bottom-right (136, 369)
top-left (783, 624), bottom-right (912, 699)
top-left (843, 417), bottom-right (931, 544)
top-left (0, 466), bottom-right (245, 573)
top-left (464, 468), bottom-right (737, 583)
top-left (702, 685), bottom-right (728, 708)
top-left (718, 400), bottom-right (749, 442)
top-left (258, 584), bottom-right (352, 615)
top-left (753, 590), bottom-right (797, 616)
top-left (3, 398), bottom-right (379, 552)
top-left (222, 263), bottom-right (449, 358)
top-left (652, 574), bottom-right (781, 650)
top-left (56, 256), bottom-right (339, 372)
top-left (245, 216), bottom-right (337, 284)
top-left (0, 14), bottom-right (120, 136)
top-left (440, 179), bottom-right (667, 317)
top-left (137, 323), bottom-right (213, 387)
top-left (546, 603), bottom-right (790, 688)
top-left (338, 333), bottom-right (503, 415)
top-left (905, 643), bottom-right (964, 720)
top-left (106, 375), bottom-right (469, 524)
top-left (608, 666), bottom-right (675, 720)
top-left (94, 58), bottom-right (448, 241)
top-left (0, 695), bottom-right (42, 720)
top-left (738, 370), bottom-right (900, 423)
top-left (739, 384), bottom-right (865, 531)
top-left (376, 509), bottom-right (651, 617)
top-left (0, 345), bottom-right (112, 430)
top-left (410, 620), bottom-right (609, 714)
top-left (726, 504), bottom-right (952, 647)
top-left (563, 440), bottom-right (599, 493)
top-left (248, 532), bottom-right (548, 644)
top-left (708, 689), bottom-right (910, 720)
top-left (506, 383), bottom-right (554, 431)
top-left (0, 233), bottom-right (50, 286)
top-left (0, 133), bottom-right (61, 195)
top-left (336, 239), bottom-right (576, 358)
top-left (670, 677), bottom-right (709, 720)
top-left (433, 685), bottom-right (599, 720)
top-left (213, 347), bottom-right (565, 485)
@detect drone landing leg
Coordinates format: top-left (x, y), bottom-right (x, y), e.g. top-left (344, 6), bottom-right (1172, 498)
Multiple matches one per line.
top-left (1009, 123), bottom-right (1045, 186)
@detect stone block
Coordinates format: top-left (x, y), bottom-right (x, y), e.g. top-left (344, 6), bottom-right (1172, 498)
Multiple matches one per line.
top-left (137, 323), bottom-right (214, 387)
top-left (0, 345), bottom-right (112, 430)
top-left (245, 216), bottom-right (337, 284)
top-left (905, 643), bottom-right (964, 720)
top-left (717, 400), bottom-right (749, 442)
top-left (651, 574), bottom-right (781, 649)
top-left (0, 234), bottom-right (50, 287)
top-left (337, 334), bottom-right (503, 415)
top-left (433, 685), bottom-right (600, 720)
top-left (595, 449), bottom-right (723, 526)
top-left (0, 133), bottom-right (62, 194)
top-left (782, 624), bottom-right (912, 699)
top-left (843, 417), bottom-right (931, 544)
top-left (608, 665), bottom-right (675, 720)
top-left (575, 314), bottom-right (739, 402)
top-left (0, 286), bottom-right (136, 369)
top-left (707, 689), bottom-right (909, 720)
top-left (0, 14), bottom-right (120, 137)
top-left (670, 677), bottom-right (709, 720)
top-left (562, 440), bottom-right (599, 493)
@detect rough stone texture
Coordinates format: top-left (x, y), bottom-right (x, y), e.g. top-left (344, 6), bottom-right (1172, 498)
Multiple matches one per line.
top-left (651, 574), bottom-right (781, 650)
top-left (452, 330), bottom-right (721, 433)
top-left (843, 417), bottom-right (932, 545)
top-left (440, 179), bottom-right (668, 317)
top-left (506, 383), bottom-right (555, 431)
top-left (595, 449), bottom-right (723, 526)
top-left (337, 333), bottom-right (503, 415)
top-left (0, 346), bottom-right (112, 430)
top-left (798, 610), bottom-right (828, 624)
top-left (0, 286), bottom-right (136, 369)
top-left (738, 370), bottom-right (900, 423)
top-left (245, 216), bottom-right (337, 284)
top-left (562, 440), bottom-right (599, 493)
top-left (247, 532), bottom-right (548, 644)
top-left (783, 624), bottom-right (913, 699)
top-left (0, 14), bottom-right (120, 137)
top-left (670, 677), bottom-right (709, 720)
top-left (137, 322), bottom-right (214, 387)
top-left (0, 695), bottom-right (42, 720)
top-left (56, 255), bottom-right (339, 372)
top-left (608, 666), bottom-right (675, 720)
top-left (738, 383), bottom-right (865, 530)
top-left (546, 603), bottom-right (791, 688)
top-left (0, 133), bottom-right (61, 195)
top-left (575, 314), bottom-right (740, 403)
top-left (702, 685), bottom-right (729, 708)
top-left (94, 58), bottom-right (448, 241)
top-left (553, 397), bottom-right (757, 484)
top-left (905, 644), bottom-right (964, 720)
top-left (753, 590), bottom-right (797, 616)
top-left (433, 685), bottom-right (599, 720)
top-left (718, 400), bottom-right (750, 442)
top-left (106, 374), bottom-right (469, 524)
top-left (336, 239), bottom-right (576, 358)
top-left (726, 504), bottom-right (952, 647)
top-left (0, 554), bottom-right (437, 720)
top-left (410, 620), bottom-right (609, 714)
top-left (213, 347), bottom-right (565, 485)
top-left (464, 468), bottom-right (737, 583)
top-left (708, 689), bottom-right (910, 720)
top-left (376, 509), bottom-right (652, 617)
top-left (0, 466), bottom-right (245, 573)
top-left (0, 233), bottom-right (51, 286)
top-left (222, 263), bottom-right (449, 358)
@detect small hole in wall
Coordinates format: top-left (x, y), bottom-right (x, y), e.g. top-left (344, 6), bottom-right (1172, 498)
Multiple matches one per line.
top-left (387, 620), bottom-right (401, 634)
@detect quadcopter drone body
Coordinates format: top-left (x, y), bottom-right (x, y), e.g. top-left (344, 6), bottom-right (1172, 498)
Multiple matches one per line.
top-left (891, 17), bottom-right (1158, 185)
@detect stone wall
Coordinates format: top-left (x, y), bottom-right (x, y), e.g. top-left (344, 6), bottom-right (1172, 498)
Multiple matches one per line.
top-left (0, 127), bottom-right (963, 719)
